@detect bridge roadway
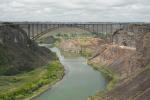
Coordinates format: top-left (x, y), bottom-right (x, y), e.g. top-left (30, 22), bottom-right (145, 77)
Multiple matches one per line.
top-left (0, 22), bottom-right (146, 40)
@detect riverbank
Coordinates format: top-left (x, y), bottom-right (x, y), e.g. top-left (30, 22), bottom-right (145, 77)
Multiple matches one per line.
top-left (34, 47), bottom-right (106, 100)
top-left (88, 29), bottom-right (150, 100)
top-left (57, 37), bottom-right (119, 88)
top-left (36, 26), bottom-right (150, 99)
top-left (88, 61), bottom-right (119, 90)
top-left (56, 37), bottom-right (118, 98)
top-left (0, 60), bottom-right (65, 100)
top-left (87, 44), bottom-right (136, 99)
top-left (88, 61), bottom-right (119, 100)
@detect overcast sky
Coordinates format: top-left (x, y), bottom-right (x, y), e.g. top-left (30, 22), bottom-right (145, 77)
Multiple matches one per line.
top-left (0, 0), bottom-right (150, 22)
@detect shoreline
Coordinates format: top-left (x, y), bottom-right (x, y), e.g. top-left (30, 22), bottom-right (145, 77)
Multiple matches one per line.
top-left (87, 61), bottom-right (119, 99)
top-left (0, 60), bottom-right (65, 100)
top-left (26, 72), bottom-right (65, 100)
top-left (57, 38), bottom-right (117, 99)
top-left (25, 46), bottom-right (66, 100)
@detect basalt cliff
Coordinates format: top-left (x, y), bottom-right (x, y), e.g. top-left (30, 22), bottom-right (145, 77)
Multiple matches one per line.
top-left (90, 25), bottom-right (150, 100)
top-left (0, 24), bottom-right (54, 75)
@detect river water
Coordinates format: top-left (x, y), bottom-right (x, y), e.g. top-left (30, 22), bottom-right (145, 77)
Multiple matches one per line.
top-left (35, 46), bottom-right (107, 100)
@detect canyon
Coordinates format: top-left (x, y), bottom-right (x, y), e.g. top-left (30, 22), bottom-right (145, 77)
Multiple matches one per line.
top-left (57, 25), bottom-right (150, 100)
top-left (0, 23), bottom-right (149, 100)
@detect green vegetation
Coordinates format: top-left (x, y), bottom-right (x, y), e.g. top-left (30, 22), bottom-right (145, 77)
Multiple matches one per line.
top-left (0, 45), bottom-right (11, 75)
top-left (54, 32), bottom-right (95, 40)
top-left (88, 61), bottom-right (119, 100)
top-left (0, 60), bottom-right (64, 100)
top-left (89, 91), bottom-right (107, 100)
top-left (88, 61), bottom-right (119, 91)
top-left (0, 45), bottom-right (9, 65)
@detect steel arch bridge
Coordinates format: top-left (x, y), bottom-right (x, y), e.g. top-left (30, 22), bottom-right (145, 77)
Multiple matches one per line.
top-left (1, 22), bottom-right (133, 40)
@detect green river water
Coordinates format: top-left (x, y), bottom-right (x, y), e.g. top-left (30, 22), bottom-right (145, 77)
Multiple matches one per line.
top-left (34, 46), bottom-right (107, 100)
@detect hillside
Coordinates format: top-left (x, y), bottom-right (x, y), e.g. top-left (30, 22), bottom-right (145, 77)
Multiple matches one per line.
top-left (89, 28), bottom-right (150, 100)
top-left (0, 24), bottom-right (56, 75)
top-left (0, 24), bottom-right (65, 100)
top-left (59, 37), bottom-right (105, 57)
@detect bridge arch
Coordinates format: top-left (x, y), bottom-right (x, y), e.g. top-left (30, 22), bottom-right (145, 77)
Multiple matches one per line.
top-left (31, 24), bottom-right (96, 40)
top-left (12, 22), bottom-right (129, 41)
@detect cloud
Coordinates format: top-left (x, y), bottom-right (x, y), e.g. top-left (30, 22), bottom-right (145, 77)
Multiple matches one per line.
top-left (0, 0), bottom-right (150, 22)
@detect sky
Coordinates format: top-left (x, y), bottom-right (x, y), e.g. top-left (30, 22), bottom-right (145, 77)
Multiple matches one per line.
top-left (0, 0), bottom-right (150, 22)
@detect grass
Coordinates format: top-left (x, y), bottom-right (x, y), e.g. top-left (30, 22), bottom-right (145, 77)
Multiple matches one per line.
top-left (88, 61), bottom-right (119, 100)
top-left (0, 60), bottom-right (64, 100)
top-left (88, 61), bottom-right (119, 90)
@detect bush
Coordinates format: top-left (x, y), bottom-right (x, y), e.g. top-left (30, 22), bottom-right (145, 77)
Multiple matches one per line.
top-left (0, 60), bottom-right (64, 100)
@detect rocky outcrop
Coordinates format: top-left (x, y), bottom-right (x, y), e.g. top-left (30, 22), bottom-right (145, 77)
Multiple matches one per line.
top-left (113, 29), bottom-right (136, 47)
top-left (136, 32), bottom-right (150, 68)
top-left (90, 44), bottom-right (136, 79)
top-left (59, 38), bottom-right (105, 53)
top-left (90, 25), bottom-right (150, 100)
top-left (106, 68), bottom-right (150, 100)
top-left (0, 24), bottom-right (54, 75)
top-left (107, 32), bottom-right (150, 100)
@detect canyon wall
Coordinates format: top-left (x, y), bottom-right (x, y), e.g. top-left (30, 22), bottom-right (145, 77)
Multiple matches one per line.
top-left (113, 28), bottom-right (136, 47)
top-left (90, 24), bottom-right (150, 100)
top-left (0, 24), bottom-right (55, 75)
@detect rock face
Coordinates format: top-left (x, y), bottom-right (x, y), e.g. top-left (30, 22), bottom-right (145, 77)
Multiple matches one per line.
top-left (59, 38), bottom-right (105, 53)
top-left (136, 32), bottom-right (150, 68)
top-left (106, 69), bottom-right (150, 100)
top-left (90, 25), bottom-right (150, 100)
top-left (90, 44), bottom-right (136, 79)
top-left (113, 29), bottom-right (136, 47)
top-left (0, 24), bottom-right (54, 75)
top-left (106, 30), bottom-right (150, 100)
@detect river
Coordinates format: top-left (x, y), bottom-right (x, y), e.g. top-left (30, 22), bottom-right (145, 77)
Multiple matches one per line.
top-left (34, 46), bottom-right (107, 100)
